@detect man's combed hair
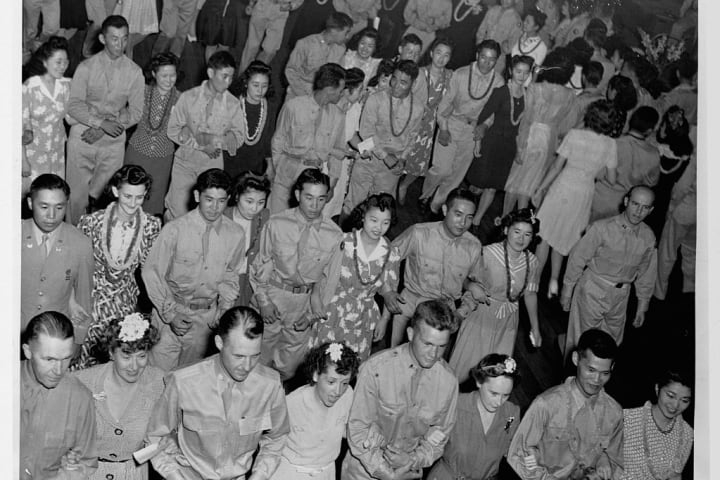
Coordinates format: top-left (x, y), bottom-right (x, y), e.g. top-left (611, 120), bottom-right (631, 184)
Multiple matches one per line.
top-left (23, 311), bottom-right (74, 345)
top-left (576, 328), bottom-right (618, 361)
top-left (214, 306), bottom-right (264, 340)
top-left (410, 299), bottom-right (459, 333)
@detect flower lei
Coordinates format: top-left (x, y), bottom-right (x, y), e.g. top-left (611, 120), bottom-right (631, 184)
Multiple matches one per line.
top-left (516, 33), bottom-right (542, 55)
top-left (503, 239), bottom-right (529, 303)
top-left (468, 68), bottom-right (495, 101)
top-left (326, 342), bottom-right (344, 362)
top-left (389, 91), bottom-right (414, 137)
top-left (118, 313), bottom-right (149, 343)
top-left (509, 86), bottom-right (525, 127)
top-left (147, 86), bottom-right (175, 133)
top-left (352, 229), bottom-right (391, 287)
top-left (100, 202), bottom-right (144, 272)
top-left (454, 0), bottom-right (483, 23)
top-left (241, 96), bottom-right (267, 146)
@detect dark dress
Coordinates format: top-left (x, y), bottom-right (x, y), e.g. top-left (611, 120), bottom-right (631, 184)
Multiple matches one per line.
top-left (197, 0), bottom-right (249, 47)
top-left (465, 85), bottom-right (525, 190)
top-left (222, 96), bottom-right (277, 178)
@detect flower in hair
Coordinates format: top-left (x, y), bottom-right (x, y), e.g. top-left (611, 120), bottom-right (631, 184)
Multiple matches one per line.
top-left (326, 343), bottom-right (344, 362)
top-left (529, 209), bottom-right (536, 225)
top-left (118, 313), bottom-right (149, 343)
top-left (504, 416), bottom-right (516, 431)
top-left (504, 357), bottom-right (517, 374)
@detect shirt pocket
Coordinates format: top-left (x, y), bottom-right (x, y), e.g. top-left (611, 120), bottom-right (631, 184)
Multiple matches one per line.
top-left (237, 413), bottom-right (272, 451)
top-left (170, 251), bottom-right (203, 285)
top-left (182, 412), bottom-right (224, 458)
top-left (418, 253), bottom-right (443, 287)
top-left (299, 245), bottom-right (333, 282)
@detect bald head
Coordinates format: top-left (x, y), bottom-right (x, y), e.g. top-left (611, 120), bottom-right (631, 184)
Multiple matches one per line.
top-left (623, 185), bottom-right (655, 225)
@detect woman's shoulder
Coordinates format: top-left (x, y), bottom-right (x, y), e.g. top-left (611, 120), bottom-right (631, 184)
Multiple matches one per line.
top-left (72, 362), bottom-right (110, 391)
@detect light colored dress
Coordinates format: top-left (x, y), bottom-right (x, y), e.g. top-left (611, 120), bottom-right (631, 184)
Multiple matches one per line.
top-left (314, 231), bottom-right (400, 360)
top-left (269, 384), bottom-right (354, 480)
top-left (621, 402), bottom-right (694, 480)
top-left (73, 362), bottom-right (166, 480)
top-left (449, 242), bottom-right (539, 383)
top-left (342, 49), bottom-right (382, 87)
top-left (22, 75), bottom-right (71, 183)
top-left (504, 82), bottom-right (579, 198)
top-left (115, 0), bottom-right (159, 35)
top-left (536, 129), bottom-right (618, 255)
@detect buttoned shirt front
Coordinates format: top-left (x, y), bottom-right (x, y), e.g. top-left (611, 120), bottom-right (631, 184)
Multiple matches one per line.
top-left (67, 50), bottom-right (144, 129)
top-left (147, 355), bottom-right (289, 480)
top-left (437, 63), bottom-right (505, 128)
top-left (508, 377), bottom-right (624, 480)
top-left (390, 221), bottom-right (483, 301)
top-left (285, 33), bottom-right (347, 98)
top-left (345, 344), bottom-right (458, 479)
top-left (475, 5), bottom-right (522, 49)
top-left (359, 89), bottom-right (425, 159)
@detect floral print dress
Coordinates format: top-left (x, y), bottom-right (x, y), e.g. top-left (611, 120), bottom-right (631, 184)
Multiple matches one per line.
top-left (22, 75), bottom-right (71, 182)
top-left (314, 230), bottom-right (400, 360)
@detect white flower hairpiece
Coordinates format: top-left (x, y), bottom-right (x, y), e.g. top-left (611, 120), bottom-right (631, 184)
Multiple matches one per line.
top-left (504, 357), bottom-right (517, 374)
top-left (118, 313), bottom-right (149, 343)
top-left (326, 343), bottom-right (344, 362)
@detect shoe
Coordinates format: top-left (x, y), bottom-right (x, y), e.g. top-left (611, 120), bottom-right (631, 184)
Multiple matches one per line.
top-left (547, 278), bottom-right (559, 299)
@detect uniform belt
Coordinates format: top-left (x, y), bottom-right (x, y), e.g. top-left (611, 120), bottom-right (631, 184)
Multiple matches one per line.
top-left (268, 277), bottom-right (313, 294)
top-left (174, 295), bottom-right (217, 310)
top-left (587, 270), bottom-right (629, 289)
top-left (98, 457), bottom-right (130, 463)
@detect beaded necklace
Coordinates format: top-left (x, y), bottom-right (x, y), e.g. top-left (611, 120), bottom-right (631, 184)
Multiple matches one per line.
top-left (389, 92), bottom-right (414, 137)
top-left (146, 86), bottom-right (174, 133)
top-left (508, 86), bottom-right (525, 127)
top-left (454, 0), bottom-right (483, 23)
top-left (516, 33), bottom-right (542, 55)
top-left (352, 229), bottom-right (391, 286)
top-left (503, 239), bottom-right (529, 302)
top-left (468, 68), bottom-right (495, 101)
top-left (241, 97), bottom-right (267, 146)
top-left (643, 405), bottom-right (687, 479)
top-left (382, 0), bottom-right (401, 11)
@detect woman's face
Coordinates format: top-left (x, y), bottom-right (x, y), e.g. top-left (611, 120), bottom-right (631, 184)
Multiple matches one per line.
top-left (153, 65), bottom-right (177, 93)
top-left (377, 74), bottom-right (391, 91)
top-left (111, 347), bottom-right (149, 384)
top-left (357, 35), bottom-right (377, 60)
top-left (313, 364), bottom-right (352, 408)
top-left (561, 1), bottom-right (570, 17)
top-left (655, 381), bottom-right (692, 421)
top-left (235, 188), bottom-right (267, 221)
top-left (477, 375), bottom-right (514, 413)
top-left (430, 44), bottom-right (452, 70)
top-left (504, 221), bottom-right (534, 253)
top-left (112, 183), bottom-right (147, 218)
top-left (344, 84), bottom-right (364, 105)
top-left (523, 15), bottom-right (539, 34)
top-left (43, 49), bottom-right (69, 80)
top-left (511, 62), bottom-right (532, 86)
top-left (246, 73), bottom-right (270, 102)
top-left (362, 206), bottom-right (392, 242)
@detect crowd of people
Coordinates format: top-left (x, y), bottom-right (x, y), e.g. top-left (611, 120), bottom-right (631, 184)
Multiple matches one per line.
top-left (20, 0), bottom-right (698, 479)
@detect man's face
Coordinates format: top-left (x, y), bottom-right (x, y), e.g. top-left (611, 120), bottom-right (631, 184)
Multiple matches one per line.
top-left (323, 79), bottom-right (346, 105)
top-left (327, 27), bottom-right (350, 45)
top-left (100, 26), bottom-right (129, 59)
top-left (442, 198), bottom-right (476, 238)
top-left (28, 188), bottom-right (67, 233)
top-left (390, 70), bottom-right (413, 99)
top-left (476, 48), bottom-right (499, 75)
top-left (572, 349), bottom-right (613, 397)
top-left (623, 188), bottom-right (654, 225)
top-left (207, 67), bottom-right (235, 94)
top-left (216, 328), bottom-right (262, 383)
top-left (399, 43), bottom-right (421, 63)
top-left (407, 320), bottom-right (451, 369)
top-left (194, 187), bottom-right (229, 223)
top-left (22, 334), bottom-right (75, 389)
top-left (295, 182), bottom-right (329, 221)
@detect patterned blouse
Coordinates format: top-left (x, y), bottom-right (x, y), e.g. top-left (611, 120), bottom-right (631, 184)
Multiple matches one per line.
top-left (128, 85), bottom-right (180, 158)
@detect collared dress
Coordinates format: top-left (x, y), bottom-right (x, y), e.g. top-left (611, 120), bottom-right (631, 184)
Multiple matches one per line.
top-left (73, 362), bottom-right (166, 480)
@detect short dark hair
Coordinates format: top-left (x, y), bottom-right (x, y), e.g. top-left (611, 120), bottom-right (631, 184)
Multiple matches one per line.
top-left (325, 11), bottom-right (353, 31)
top-left (400, 33), bottom-right (423, 49)
top-left (470, 353), bottom-right (520, 385)
top-left (537, 47), bottom-right (575, 85)
top-left (293, 168), bottom-right (330, 194)
top-left (445, 187), bottom-right (477, 211)
top-left (582, 61), bottom-right (604, 88)
top-left (313, 62), bottom-right (346, 91)
top-left (29, 174), bottom-right (70, 200)
top-left (603, 35), bottom-right (630, 59)
top-left (214, 306), bottom-right (264, 341)
top-left (348, 27), bottom-right (380, 54)
top-left (525, 10), bottom-right (547, 30)
top-left (344, 67), bottom-right (366, 91)
top-left (101, 15), bottom-right (129, 34)
top-left (583, 19), bottom-right (608, 49)
top-left (304, 342), bottom-right (361, 384)
top-left (395, 59), bottom-right (419, 81)
top-left (231, 171), bottom-right (271, 204)
top-left (628, 106), bottom-right (660, 134)
top-left (476, 39), bottom-right (501, 58)
top-left (194, 168), bottom-right (232, 195)
top-left (584, 99), bottom-right (622, 137)
top-left (23, 311), bottom-right (74, 345)
top-left (566, 38), bottom-right (593, 66)
top-left (145, 52), bottom-right (179, 84)
top-left (207, 50), bottom-right (236, 71)
top-left (108, 165), bottom-right (153, 198)
top-left (234, 60), bottom-right (272, 97)
top-left (656, 367), bottom-right (693, 394)
top-left (576, 328), bottom-right (618, 362)
top-left (35, 35), bottom-right (68, 64)
top-left (410, 299), bottom-right (459, 333)
top-left (368, 59), bottom-right (395, 88)
top-left (420, 36), bottom-right (454, 67)
top-left (607, 74), bottom-right (638, 112)
top-left (501, 207), bottom-right (540, 235)
top-left (347, 193), bottom-right (397, 230)
top-left (510, 55), bottom-right (535, 74)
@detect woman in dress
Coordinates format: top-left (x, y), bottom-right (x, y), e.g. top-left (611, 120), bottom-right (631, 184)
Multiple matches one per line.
top-left (622, 367), bottom-right (694, 480)
top-left (224, 61), bottom-right (276, 177)
top-left (114, 0), bottom-right (159, 60)
top-left (533, 99), bottom-right (620, 298)
top-left (449, 208), bottom-right (541, 384)
top-left (466, 55), bottom-right (533, 227)
top-left (124, 52), bottom-right (180, 217)
top-left (268, 342), bottom-right (361, 480)
top-left (312, 194), bottom-right (400, 360)
top-left (365, 59), bottom-right (395, 95)
top-left (503, 47), bottom-right (579, 215)
top-left (197, 0), bottom-right (247, 62)
top-left (511, 10), bottom-right (548, 80)
top-left (606, 74), bottom-right (638, 137)
top-left (341, 27), bottom-right (382, 87)
top-left (399, 37), bottom-right (454, 205)
top-left (22, 36), bottom-right (71, 189)
top-left (224, 171), bottom-right (272, 307)
top-left (428, 354), bottom-right (521, 480)
top-left (74, 166), bottom-right (162, 369)
top-left (73, 313), bottom-right (165, 480)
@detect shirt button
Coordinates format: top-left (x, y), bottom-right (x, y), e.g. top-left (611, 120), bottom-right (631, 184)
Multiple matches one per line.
top-left (38, 291), bottom-right (43, 296)
top-left (106, 474), bottom-right (115, 480)
top-left (37, 305), bottom-right (42, 310)
top-left (114, 428), bottom-right (123, 435)
top-left (40, 276), bottom-right (46, 282)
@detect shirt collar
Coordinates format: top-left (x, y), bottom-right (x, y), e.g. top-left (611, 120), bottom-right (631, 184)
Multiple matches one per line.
top-left (568, 376), bottom-right (602, 408)
top-left (401, 343), bottom-right (419, 369)
top-left (292, 208), bottom-right (323, 231)
top-left (191, 208), bottom-right (223, 233)
top-left (201, 80), bottom-right (225, 102)
top-left (613, 213), bottom-right (642, 233)
top-left (32, 221), bottom-right (60, 246)
top-left (22, 360), bottom-right (50, 394)
top-left (356, 231), bottom-right (388, 263)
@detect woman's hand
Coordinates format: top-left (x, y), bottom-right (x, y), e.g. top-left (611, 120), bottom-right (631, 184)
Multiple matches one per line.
top-left (473, 140), bottom-right (482, 158)
top-left (530, 327), bottom-right (542, 348)
top-left (22, 129), bottom-right (33, 146)
top-left (531, 187), bottom-right (547, 208)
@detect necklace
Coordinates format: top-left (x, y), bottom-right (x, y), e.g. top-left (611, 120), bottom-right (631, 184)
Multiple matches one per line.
top-left (643, 405), bottom-right (686, 479)
top-left (316, 0), bottom-right (328, 4)
top-left (389, 91), bottom-right (413, 137)
top-left (453, 0), bottom-right (483, 23)
top-left (503, 240), bottom-right (529, 302)
top-left (100, 202), bottom-right (145, 272)
top-left (352, 229), bottom-right (391, 286)
top-left (382, 0), bottom-right (401, 11)
top-left (517, 33), bottom-right (542, 55)
top-left (650, 405), bottom-right (676, 434)
top-left (241, 97), bottom-right (267, 146)
top-left (468, 68), bottom-right (495, 101)
top-left (508, 86), bottom-right (525, 126)
top-left (146, 86), bottom-right (174, 133)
